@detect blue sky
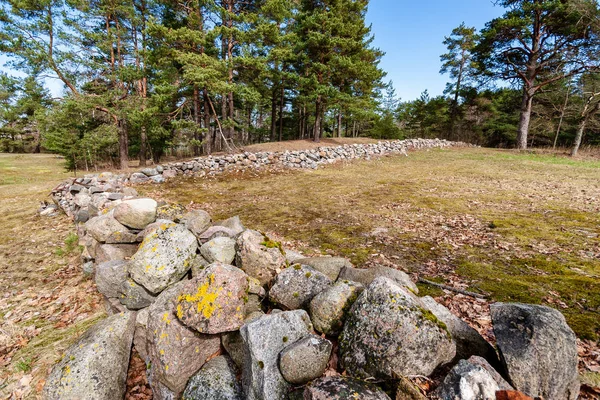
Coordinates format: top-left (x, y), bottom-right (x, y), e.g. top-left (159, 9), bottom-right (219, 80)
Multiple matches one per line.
top-left (366, 0), bottom-right (504, 101)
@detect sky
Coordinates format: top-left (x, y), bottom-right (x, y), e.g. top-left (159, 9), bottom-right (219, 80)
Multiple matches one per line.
top-left (1, 1), bottom-right (506, 101)
top-left (366, 0), bottom-right (504, 101)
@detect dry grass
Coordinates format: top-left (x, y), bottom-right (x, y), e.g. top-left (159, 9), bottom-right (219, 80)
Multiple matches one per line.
top-left (0, 154), bottom-right (104, 399)
top-left (142, 147), bottom-right (600, 340)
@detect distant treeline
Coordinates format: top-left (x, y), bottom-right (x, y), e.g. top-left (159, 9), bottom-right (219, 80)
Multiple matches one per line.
top-left (1, 0), bottom-right (600, 169)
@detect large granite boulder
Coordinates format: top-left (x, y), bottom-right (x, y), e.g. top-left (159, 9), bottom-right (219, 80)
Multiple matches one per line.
top-left (129, 223), bottom-right (198, 294)
top-left (147, 282), bottom-right (221, 398)
top-left (94, 243), bottom-right (138, 264)
top-left (339, 277), bottom-right (455, 379)
top-left (269, 265), bottom-right (332, 310)
top-left (215, 215), bottom-right (245, 235)
top-left (94, 260), bottom-right (128, 299)
top-left (43, 311), bottom-right (136, 400)
top-left (119, 278), bottom-right (157, 310)
top-left (85, 212), bottom-right (129, 243)
top-left (240, 310), bottom-right (313, 400)
top-left (176, 263), bottom-right (249, 334)
top-left (279, 335), bottom-right (332, 385)
top-left (491, 303), bottom-right (579, 400)
top-left (235, 230), bottom-right (286, 286)
top-left (309, 280), bottom-right (364, 336)
top-left (113, 198), bottom-right (157, 229)
top-left (182, 355), bottom-right (242, 400)
top-left (303, 376), bottom-right (391, 400)
top-left (420, 296), bottom-right (499, 366)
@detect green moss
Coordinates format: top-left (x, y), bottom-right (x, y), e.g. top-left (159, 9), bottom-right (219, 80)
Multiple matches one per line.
top-left (15, 357), bottom-right (32, 373)
top-left (257, 361), bottom-right (264, 369)
top-left (418, 307), bottom-right (451, 339)
top-left (282, 336), bottom-right (288, 343)
top-left (261, 234), bottom-right (285, 255)
top-left (305, 272), bottom-right (312, 278)
top-left (293, 264), bottom-right (301, 270)
top-left (293, 292), bottom-right (299, 298)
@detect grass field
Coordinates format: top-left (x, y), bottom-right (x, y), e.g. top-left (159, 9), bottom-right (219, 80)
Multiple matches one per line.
top-left (0, 147), bottom-right (599, 397)
top-left (142, 148), bottom-right (600, 340)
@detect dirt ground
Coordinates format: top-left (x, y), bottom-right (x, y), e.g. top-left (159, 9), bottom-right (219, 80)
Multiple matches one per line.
top-left (1, 147), bottom-right (599, 398)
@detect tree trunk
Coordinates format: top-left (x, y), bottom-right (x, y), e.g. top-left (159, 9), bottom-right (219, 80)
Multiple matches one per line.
top-left (270, 89), bottom-right (278, 141)
top-left (203, 88), bottom-right (211, 154)
top-left (118, 119), bottom-right (129, 170)
top-left (337, 111), bottom-right (342, 137)
top-left (139, 126), bottom-right (147, 166)
top-left (572, 101), bottom-right (600, 156)
top-left (278, 86), bottom-right (284, 141)
top-left (516, 88), bottom-right (534, 150)
top-left (314, 95), bottom-right (322, 142)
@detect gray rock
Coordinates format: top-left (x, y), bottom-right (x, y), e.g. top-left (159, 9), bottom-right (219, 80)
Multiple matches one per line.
top-left (184, 209), bottom-right (212, 237)
top-left (182, 356), bottom-right (242, 400)
top-left (147, 282), bottom-right (221, 398)
top-left (215, 216), bottom-right (245, 235)
top-left (134, 308), bottom-right (150, 363)
top-left (491, 302), bottom-right (579, 400)
top-left (269, 265), bottom-right (332, 310)
top-left (420, 296), bottom-right (499, 366)
top-left (137, 219), bottom-right (175, 241)
top-left (113, 198), bottom-right (157, 230)
top-left (107, 192), bottom-right (124, 201)
top-left (82, 261), bottom-right (95, 276)
top-left (339, 277), bottom-right (455, 379)
top-left (75, 209), bottom-right (90, 223)
top-left (69, 184), bottom-right (84, 193)
top-left (129, 172), bottom-right (150, 183)
top-left (151, 175), bottom-right (165, 184)
top-left (279, 335), bottom-right (332, 385)
top-left (338, 265), bottom-right (418, 294)
top-left (129, 224), bottom-right (198, 294)
top-left (235, 230), bottom-right (286, 286)
top-left (95, 243), bottom-right (138, 264)
top-left (43, 311), bottom-right (136, 400)
top-left (156, 203), bottom-right (187, 222)
top-left (303, 376), bottom-right (391, 400)
top-left (141, 167), bottom-right (159, 176)
top-left (104, 229), bottom-right (141, 244)
top-left (436, 359), bottom-right (499, 400)
top-left (309, 280), bottom-right (364, 336)
top-left (295, 257), bottom-right (351, 281)
top-left (467, 356), bottom-right (513, 390)
top-left (162, 170), bottom-right (177, 179)
top-left (85, 212), bottom-right (129, 243)
top-left (240, 310), bottom-right (313, 400)
top-left (200, 237), bottom-right (237, 264)
top-left (119, 278), bottom-right (157, 310)
top-left (196, 226), bottom-right (238, 244)
top-left (95, 260), bottom-right (128, 298)
top-left (176, 263), bottom-right (249, 334)
top-left (284, 249), bottom-right (305, 264)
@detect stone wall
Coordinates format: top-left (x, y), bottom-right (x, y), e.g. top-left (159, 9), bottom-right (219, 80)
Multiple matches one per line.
top-left (41, 139), bottom-right (580, 400)
top-left (47, 138), bottom-right (469, 218)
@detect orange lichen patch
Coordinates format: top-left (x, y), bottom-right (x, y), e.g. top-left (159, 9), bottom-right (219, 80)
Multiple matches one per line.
top-left (177, 274), bottom-right (223, 320)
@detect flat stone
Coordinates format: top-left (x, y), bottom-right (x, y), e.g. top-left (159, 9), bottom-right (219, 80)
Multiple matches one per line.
top-left (43, 311), bottom-right (136, 400)
top-left (309, 280), bottom-right (364, 336)
top-left (176, 263), bottom-right (248, 334)
top-left (215, 216), bottom-right (245, 235)
top-left (141, 167), bottom-right (159, 176)
top-left (235, 230), bottom-right (286, 286)
top-left (269, 265), bottom-right (332, 310)
top-left (182, 356), bottom-right (242, 400)
top-left (129, 224), bottom-right (198, 294)
top-left (147, 282), bottom-right (221, 398)
top-left (129, 172), bottom-right (150, 184)
top-left (156, 203), bottom-right (187, 223)
top-left (339, 277), bottom-right (455, 379)
top-left (279, 335), bottom-right (332, 385)
top-left (303, 376), bottom-right (391, 400)
top-left (491, 302), bottom-right (579, 400)
top-left (200, 237), bottom-right (236, 264)
top-left (240, 310), bottom-right (313, 400)
top-left (295, 257), bottom-right (352, 281)
top-left (113, 198), bottom-right (157, 229)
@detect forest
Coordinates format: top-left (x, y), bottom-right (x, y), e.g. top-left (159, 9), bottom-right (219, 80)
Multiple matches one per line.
top-left (1, 0), bottom-right (600, 170)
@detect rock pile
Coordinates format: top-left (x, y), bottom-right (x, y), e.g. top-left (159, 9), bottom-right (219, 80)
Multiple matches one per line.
top-left (43, 193), bottom-right (580, 400)
top-left (47, 138), bottom-right (469, 217)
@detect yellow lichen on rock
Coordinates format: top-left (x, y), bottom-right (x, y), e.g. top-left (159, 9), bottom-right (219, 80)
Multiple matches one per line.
top-left (178, 273), bottom-right (223, 320)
